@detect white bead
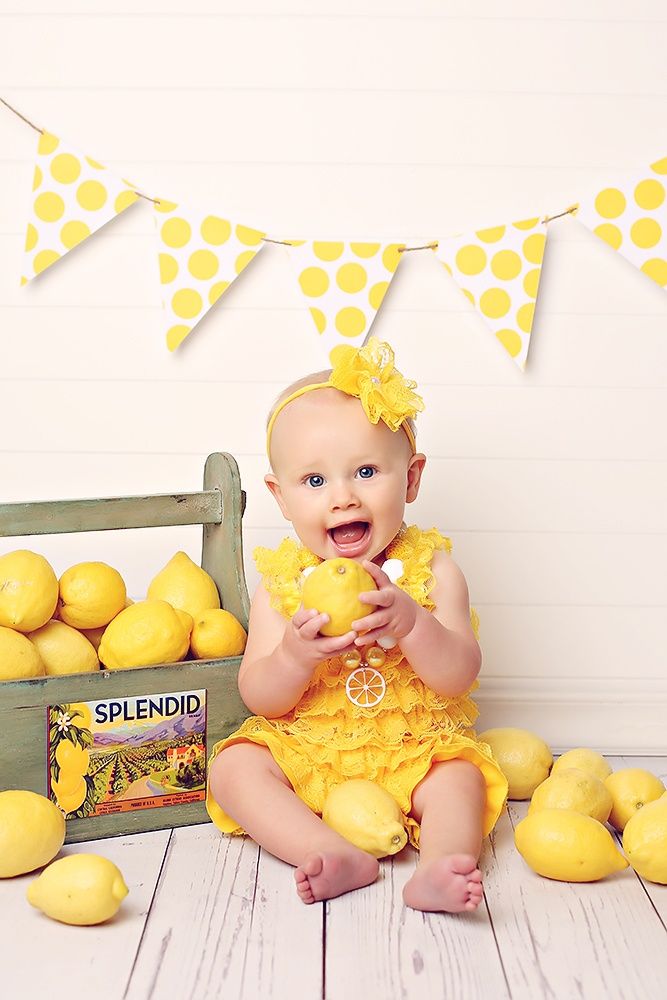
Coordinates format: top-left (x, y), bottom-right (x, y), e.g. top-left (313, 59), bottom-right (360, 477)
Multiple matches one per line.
top-left (377, 635), bottom-right (397, 650)
top-left (381, 558), bottom-right (404, 583)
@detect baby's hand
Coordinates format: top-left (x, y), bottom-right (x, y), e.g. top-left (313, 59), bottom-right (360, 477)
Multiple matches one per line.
top-left (351, 559), bottom-right (418, 646)
top-left (283, 605), bottom-right (358, 670)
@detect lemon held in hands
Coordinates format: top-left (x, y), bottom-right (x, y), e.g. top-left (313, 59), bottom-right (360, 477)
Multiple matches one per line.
top-left (27, 854), bottom-right (129, 925)
top-left (302, 558), bottom-right (377, 636)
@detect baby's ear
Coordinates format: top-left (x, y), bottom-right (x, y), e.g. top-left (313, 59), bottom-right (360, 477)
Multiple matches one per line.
top-left (264, 473), bottom-right (291, 520)
top-left (406, 453), bottom-right (426, 503)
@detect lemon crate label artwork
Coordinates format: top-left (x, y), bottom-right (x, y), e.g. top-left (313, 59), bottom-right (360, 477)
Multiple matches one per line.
top-left (47, 691), bottom-right (207, 819)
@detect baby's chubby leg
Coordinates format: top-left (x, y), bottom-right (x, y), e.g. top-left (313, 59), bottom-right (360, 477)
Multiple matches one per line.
top-left (208, 741), bottom-right (378, 903)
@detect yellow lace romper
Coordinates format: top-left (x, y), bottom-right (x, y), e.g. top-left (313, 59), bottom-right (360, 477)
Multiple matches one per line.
top-left (206, 525), bottom-right (508, 846)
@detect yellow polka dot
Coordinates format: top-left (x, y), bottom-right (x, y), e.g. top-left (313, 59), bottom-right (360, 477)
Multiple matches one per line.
top-left (50, 153), bottom-right (81, 184)
top-left (641, 257), bottom-right (667, 286)
top-left (441, 261), bottom-right (453, 276)
top-left (235, 250), bottom-right (256, 275)
top-left (299, 266), bottom-right (329, 297)
top-left (33, 249), bottom-right (60, 274)
top-left (85, 156), bottom-right (104, 170)
top-left (462, 288), bottom-right (475, 306)
top-left (38, 132), bottom-right (59, 155)
top-left (155, 199), bottom-right (178, 213)
top-left (480, 288), bottom-right (511, 319)
top-left (516, 302), bottom-right (535, 333)
top-left (20, 276), bottom-right (28, 286)
top-left (309, 307), bottom-right (326, 333)
top-left (159, 253), bottom-right (179, 284)
top-left (189, 249), bottom-right (219, 281)
top-left (595, 188), bottom-right (626, 219)
top-left (313, 242), bottom-right (344, 261)
top-left (162, 217), bottom-right (192, 248)
top-left (496, 328), bottom-right (522, 357)
top-left (631, 217), bottom-right (661, 248)
top-left (76, 180), bottom-right (107, 211)
top-left (201, 216), bottom-right (231, 245)
top-left (593, 223), bottom-right (622, 249)
top-left (513, 218), bottom-right (540, 230)
top-left (34, 192), bottom-right (65, 222)
top-left (476, 226), bottom-right (506, 243)
top-left (382, 244), bottom-right (402, 273)
top-left (456, 244), bottom-right (487, 275)
top-left (369, 281), bottom-right (389, 310)
top-left (523, 268), bottom-right (541, 298)
top-left (32, 166), bottom-right (42, 191)
top-left (491, 250), bottom-right (522, 281)
top-left (115, 190), bottom-right (138, 213)
top-left (25, 224), bottom-right (38, 252)
top-left (172, 288), bottom-right (203, 320)
top-left (60, 220), bottom-right (90, 249)
top-left (329, 344), bottom-right (348, 366)
top-left (209, 281), bottom-right (230, 304)
top-left (236, 224), bottom-right (263, 246)
top-left (523, 233), bottom-right (546, 264)
top-left (335, 307), bottom-right (366, 338)
top-left (650, 156), bottom-right (667, 175)
top-left (336, 262), bottom-right (367, 293)
top-left (634, 179), bottom-right (665, 211)
top-left (351, 243), bottom-right (381, 258)
top-left (166, 325), bottom-right (191, 351)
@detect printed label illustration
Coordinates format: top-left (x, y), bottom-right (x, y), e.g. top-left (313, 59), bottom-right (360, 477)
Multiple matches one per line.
top-left (47, 690), bottom-right (206, 819)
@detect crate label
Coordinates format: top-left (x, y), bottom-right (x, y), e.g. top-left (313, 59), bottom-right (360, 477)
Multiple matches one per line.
top-left (47, 690), bottom-right (207, 820)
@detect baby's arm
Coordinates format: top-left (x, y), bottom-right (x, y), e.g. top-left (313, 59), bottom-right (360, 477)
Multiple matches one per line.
top-left (238, 584), bottom-right (357, 718)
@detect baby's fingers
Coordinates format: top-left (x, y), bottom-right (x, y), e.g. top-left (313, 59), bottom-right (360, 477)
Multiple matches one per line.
top-left (358, 588), bottom-right (393, 607)
top-left (319, 630), bottom-right (358, 655)
top-left (298, 611), bottom-right (331, 639)
top-left (292, 606), bottom-right (319, 628)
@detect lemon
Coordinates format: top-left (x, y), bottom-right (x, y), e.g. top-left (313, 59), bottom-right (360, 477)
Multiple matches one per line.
top-left (528, 767), bottom-right (613, 823)
top-left (322, 779), bottom-right (408, 858)
top-left (99, 598), bottom-right (192, 670)
top-left (27, 853), bottom-right (129, 925)
top-left (301, 558), bottom-right (377, 636)
top-left (622, 796), bottom-right (667, 883)
top-left (80, 596), bottom-right (134, 650)
top-left (551, 748), bottom-right (612, 783)
top-left (515, 808), bottom-right (628, 882)
top-left (55, 738), bottom-right (90, 775)
top-left (604, 768), bottom-right (666, 832)
top-left (58, 561), bottom-right (127, 629)
top-left (0, 550), bottom-right (59, 633)
top-left (0, 790), bottom-right (66, 877)
top-left (190, 608), bottom-right (247, 659)
top-left (0, 626), bottom-right (45, 681)
top-left (477, 727), bottom-right (553, 800)
top-left (147, 551), bottom-right (220, 619)
top-left (27, 619), bottom-right (99, 676)
top-left (52, 777), bottom-right (87, 815)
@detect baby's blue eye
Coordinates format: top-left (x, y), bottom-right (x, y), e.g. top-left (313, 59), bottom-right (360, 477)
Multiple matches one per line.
top-left (357, 466), bottom-right (375, 479)
top-left (306, 474), bottom-right (325, 488)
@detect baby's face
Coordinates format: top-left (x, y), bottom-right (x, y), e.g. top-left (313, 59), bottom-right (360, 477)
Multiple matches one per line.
top-left (266, 388), bottom-right (424, 562)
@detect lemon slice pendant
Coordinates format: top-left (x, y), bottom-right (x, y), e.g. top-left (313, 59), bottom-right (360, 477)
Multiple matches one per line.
top-left (342, 646), bottom-right (387, 708)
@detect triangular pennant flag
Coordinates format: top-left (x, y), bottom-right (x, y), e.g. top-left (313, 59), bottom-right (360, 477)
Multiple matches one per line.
top-left (152, 199), bottom-right (266, 351)
top-left (22, 130), bottom-right (140, 284)
top-left (284, 239), bottom-right (405, 361)
top-left (575, 156), bottom-right (667, 290)
top-left (434, 217), bottom-right (547, 371)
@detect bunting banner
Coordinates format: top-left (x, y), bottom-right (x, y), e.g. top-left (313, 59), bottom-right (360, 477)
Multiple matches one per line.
top-left (433, 217), bottom-right (547, 371)
top-left (575, 155), bottom-right (667, 292)
top-left (22, 130), bottom-right (139, 285)
top-left (284, 239), bottom-right (405, 360)
top-left (153, 199), bottom-right (266, 351)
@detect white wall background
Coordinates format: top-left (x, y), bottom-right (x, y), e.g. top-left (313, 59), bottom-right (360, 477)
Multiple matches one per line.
top-left (1, 1), bottom-right (666, 751)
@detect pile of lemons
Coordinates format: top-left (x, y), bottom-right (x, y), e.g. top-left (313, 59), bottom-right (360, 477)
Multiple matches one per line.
top-left (480, 727), bottom-right (667, 885)
top-left (0, 549), bottom-right (247, 680)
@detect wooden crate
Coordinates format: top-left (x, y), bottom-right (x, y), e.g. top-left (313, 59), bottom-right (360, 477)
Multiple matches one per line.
top-left (0, 452), bottom-right (251, 843)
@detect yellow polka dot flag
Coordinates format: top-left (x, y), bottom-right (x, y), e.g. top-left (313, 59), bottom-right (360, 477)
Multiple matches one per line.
top-left (284, 239), bottom-right (405, 360)
top-left (22, 130), bottom-right (139, 284)
top-left (153, 200), bottom-right (266, 351)
top-left (433, 217), bottom-right (547, 371)
top-left (575, 156), bottom-right (667, 291)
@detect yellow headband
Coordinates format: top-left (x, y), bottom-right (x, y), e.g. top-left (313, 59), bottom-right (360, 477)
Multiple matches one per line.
top-left (266, 337), bottom-right (424, 456)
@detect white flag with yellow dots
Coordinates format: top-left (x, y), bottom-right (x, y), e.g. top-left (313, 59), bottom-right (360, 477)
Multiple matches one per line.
top-left (575, 156), bottom-right (667, 291)
top-left (152, 199), bottom-right (266, 351)
top-left (433, 217), bottom-right (547, 371)
top-left (22, 131), bottom-right (139, 285)
top-left (284, 240), bottom-right (405, 361)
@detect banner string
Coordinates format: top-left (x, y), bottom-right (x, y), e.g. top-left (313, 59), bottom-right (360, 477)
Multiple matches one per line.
top-left (1, 95), bottom-right (579, 251)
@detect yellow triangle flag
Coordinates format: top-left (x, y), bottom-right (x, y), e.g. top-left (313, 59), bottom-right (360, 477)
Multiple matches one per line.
top-left (153, 199), bottom-right (266, 351)
top-left (575, 156), bottom-right (667, 290)
top-left (22, 130), bottom-right (139, 284)
top-left (434, 217), bottom-right (547, 371)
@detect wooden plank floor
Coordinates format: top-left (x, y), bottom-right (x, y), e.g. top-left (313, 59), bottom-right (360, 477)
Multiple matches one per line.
top-left (3, 756), bottom-right (666, 1000)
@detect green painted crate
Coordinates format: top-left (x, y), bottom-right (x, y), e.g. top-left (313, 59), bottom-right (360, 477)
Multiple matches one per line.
top-left (0, 452), bottom-right (251, 843)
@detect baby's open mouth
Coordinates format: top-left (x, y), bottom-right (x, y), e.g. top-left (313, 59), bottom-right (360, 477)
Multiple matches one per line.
top-left (328, 521), bottom-right (371, 556)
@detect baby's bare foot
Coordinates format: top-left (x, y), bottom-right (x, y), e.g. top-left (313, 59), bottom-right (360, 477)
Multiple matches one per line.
top-left (403, 853), bottom-right (483, 913)
top-left (295, 850), bottom-right (379, 904)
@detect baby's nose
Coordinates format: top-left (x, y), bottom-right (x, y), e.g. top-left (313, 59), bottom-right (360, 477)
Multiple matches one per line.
top-left (330, 482), bottom-right (360, 510)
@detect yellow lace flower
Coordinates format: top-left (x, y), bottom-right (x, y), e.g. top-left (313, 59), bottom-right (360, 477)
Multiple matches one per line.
top-left (329, 337), bottom-right (424, 433)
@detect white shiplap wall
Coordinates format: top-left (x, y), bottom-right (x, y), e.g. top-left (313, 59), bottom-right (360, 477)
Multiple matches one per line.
top-left (1, 1), bottom-right (666, 750)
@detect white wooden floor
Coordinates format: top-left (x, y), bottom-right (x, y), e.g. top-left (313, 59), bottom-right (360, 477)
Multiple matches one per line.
top-left (3, 756), bottom-right (666, 1000)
